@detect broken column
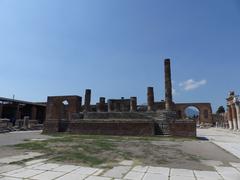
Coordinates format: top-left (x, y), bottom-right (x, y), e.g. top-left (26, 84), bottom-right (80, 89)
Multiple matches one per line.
top-left (130, 97), bottom-right (137, 112)
top-left (164, 59), bottom-right (173, 110)
top-left (97, 97), bottom-right (106, 112)
top-left (84, 89), bottom-right (91, 112)
top-left (147, 87), bottom-right (154, 111)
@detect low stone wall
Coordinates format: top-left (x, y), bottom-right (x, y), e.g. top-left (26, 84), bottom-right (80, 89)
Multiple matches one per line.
top-left (169, 120), bottom-right (196, 137)
top-left (67, 119), bottom-right (155, 136)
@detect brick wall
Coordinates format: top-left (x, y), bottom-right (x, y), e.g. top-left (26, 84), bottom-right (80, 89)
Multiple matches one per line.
top-left (169, 120), bottom-right (196, 137)
top-left (67, 120), bottom-right (155, 136)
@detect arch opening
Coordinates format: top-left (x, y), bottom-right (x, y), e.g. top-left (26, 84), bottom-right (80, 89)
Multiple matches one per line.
top-left (184, 106), bottom-right (200, 121)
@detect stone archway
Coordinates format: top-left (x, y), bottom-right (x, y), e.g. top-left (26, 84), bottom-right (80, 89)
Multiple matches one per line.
top-left (184, 106), bottom-right (200, 124)
top-left (175, 103), bottom-right (213, 124)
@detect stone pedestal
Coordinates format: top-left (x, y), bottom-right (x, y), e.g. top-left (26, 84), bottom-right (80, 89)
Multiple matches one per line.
top-left (130, 97), bottom-right (137, 112)
top-left (164, 59), bottom-right (173, 110)
top-left (147, 87), bottom-right (154, 111)
top-left (23, 116), bottom-right (30, 129)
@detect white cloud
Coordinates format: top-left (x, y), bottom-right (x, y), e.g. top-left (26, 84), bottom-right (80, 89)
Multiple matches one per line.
top-left (172, 88), bottom-right (177, 95)
top-left (179, 79), bottom-right (207, 91)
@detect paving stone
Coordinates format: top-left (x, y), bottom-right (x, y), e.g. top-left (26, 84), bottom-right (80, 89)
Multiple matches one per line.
top-left (85, 176), bottom-right (112, 180)
top-left (103, 166), bottom-right (131, 178)
top-left (94, 169), bottom-right (104, 176)
top-left (2, 168), bottom-right (27, 176)
top-left (32, 163), bottom-right (61, 170)
top-left (52, 165), bottom-right (80, 173)
top-left (4, 169), bottom-right (44, 178)
top-left (72, 167), bottom-right (99, 175)
top-left (0, 165), bottom-right (22, 173)
top-left (131, 166), bottom-right (149, 173)
top-left (171, 168), bottom-right (195, 177)
top-left (31, 171), bottom-right (66, 180)
top-left (170, 176), bottom-right (196, 180)
top-left (55, 172), bottom-right (88, 180)
top-left (194, 170), bottom-right (223, 180)
top-left (0, 177), bottom-right (22, 180)
top-left (119, 160), bottom-right (134, 166)
top-left (200, 160), bottom-right (223, 167)
top-left (148, 166), bottom-right (170, 176)
top-left (143, 173), bottom-right (168, 180)
top-left (25, 159), bottom-right (47, 166)
top-left (124, 171), bottom-right (145, 180)
top-left (215, 166), bottom-right (240, 180)
top-left (230, 162), bottom-right (240, 168)
top-left (0, 152), bottom-right (43, 164)
top-left (25, 163), bottom-right (45, 169)
top-left (196, 178), bottom-right (223, 180)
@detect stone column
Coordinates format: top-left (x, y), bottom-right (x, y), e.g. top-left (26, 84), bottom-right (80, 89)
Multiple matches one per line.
top-left (130, 97), bottom-right (137, 112)
top-left (232, 104), bottom-right (238, 130)
top-left (31, 106), bottom-right (37, 120)
top-left (108, 100), bottom-right (114, 112)
top-left (16, 104), bottom-right (21, 119)
top-left (227, 105), bottom-right (233, 130)
top-left (98, 97), bottom-right (105, 112)
top-left (235, 102), bottom-right (240, 130)
top-left (164, 59), bottom-right (173, 110)
top-left (147, 87), bottom-right (154, 111)
top-left (84, 89), bottom-right (91, 112)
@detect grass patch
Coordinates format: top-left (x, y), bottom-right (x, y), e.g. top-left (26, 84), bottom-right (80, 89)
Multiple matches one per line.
top-left (13, 133), bottom-right (198, 167)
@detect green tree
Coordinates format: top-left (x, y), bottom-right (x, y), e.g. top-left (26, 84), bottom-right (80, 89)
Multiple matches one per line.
top-left (216, 106), bottom-right (225, 114)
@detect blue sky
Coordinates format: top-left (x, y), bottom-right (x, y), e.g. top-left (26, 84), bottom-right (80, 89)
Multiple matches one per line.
top-left (0, 0), bottom-right (240, 111)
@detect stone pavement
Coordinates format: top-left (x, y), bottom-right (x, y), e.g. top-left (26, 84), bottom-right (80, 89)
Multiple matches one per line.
top-left (1, 155), bottom-right (240, 180)
top-left (0, 131), bottom-right (51, 146)
top-left (1, 129), bottom-right (240, 179)
top-left (198, 128), bottom-right (240, 159)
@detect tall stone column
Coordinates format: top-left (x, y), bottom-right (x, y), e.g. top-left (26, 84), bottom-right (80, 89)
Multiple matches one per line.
top-left (130, 97), bottom-right (137, 112)
top-left (147, 87), bottom-right (154, 111)
top-left (235, 102), bottom-right (240, 130)
top-left (98, 97), bottom-right (106, 112)
top-left (84, 89), bottom-right (91, 112)
top-left (31, 106), bottom-right (37, 120)
top-left (228, 105), bottom-right (233, 130)
top-left (164, 59), bottom-right (173, 110)
top-left (16, 104), bottom-right (21, 119)
top-left (232, 104), bottom-right (238, 130)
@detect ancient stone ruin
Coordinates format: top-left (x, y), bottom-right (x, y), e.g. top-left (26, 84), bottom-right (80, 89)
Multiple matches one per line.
top-left (43, 59), bottom-right (214, 137)
top-left (225, 91), bottom-right (240, 130)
